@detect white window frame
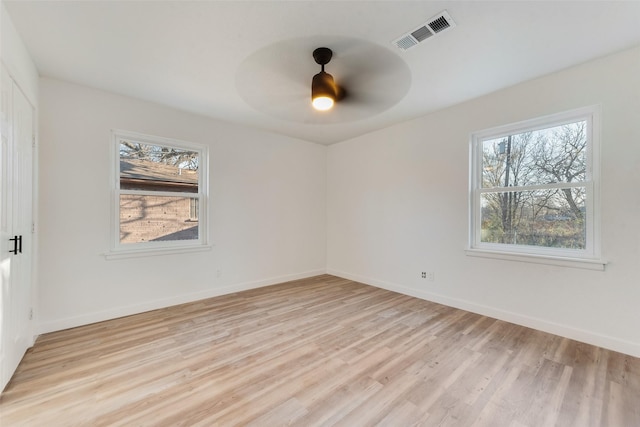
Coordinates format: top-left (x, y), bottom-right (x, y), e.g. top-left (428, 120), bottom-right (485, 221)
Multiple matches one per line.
top-left (467, 106), bottom-right (605, 270)
top-left (106, 130), bottom-right (210, 259)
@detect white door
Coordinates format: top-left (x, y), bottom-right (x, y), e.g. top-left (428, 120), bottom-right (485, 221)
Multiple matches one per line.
top-left (0, 66), bottom-right (34, 391)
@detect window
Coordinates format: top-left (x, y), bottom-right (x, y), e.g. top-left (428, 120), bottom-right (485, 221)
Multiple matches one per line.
top-left (109, 130), bottom-right (209, 258)
top-left (469, 106), bottom-right (603, 268)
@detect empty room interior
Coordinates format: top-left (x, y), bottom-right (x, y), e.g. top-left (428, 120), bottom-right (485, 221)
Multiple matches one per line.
top-left (1, 1), bottom-right (640, 425)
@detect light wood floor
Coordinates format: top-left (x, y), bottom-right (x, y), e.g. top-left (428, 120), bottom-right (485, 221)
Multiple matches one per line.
top-left (1, 275), bottom-right (639, 426)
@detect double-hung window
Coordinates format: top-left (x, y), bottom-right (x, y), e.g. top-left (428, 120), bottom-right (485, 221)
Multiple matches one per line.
top-left (469, 106), bottom-right (603, 269)
top-left (109, 130), bottom-right (209, 258)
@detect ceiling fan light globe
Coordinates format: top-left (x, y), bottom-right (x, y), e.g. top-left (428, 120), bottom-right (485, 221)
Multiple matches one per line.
top-left (312, 96), bottom-right (334, 111)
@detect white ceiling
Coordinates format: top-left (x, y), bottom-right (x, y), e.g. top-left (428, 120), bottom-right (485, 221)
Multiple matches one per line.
top-left (5, 1), bottom-right (640, 145)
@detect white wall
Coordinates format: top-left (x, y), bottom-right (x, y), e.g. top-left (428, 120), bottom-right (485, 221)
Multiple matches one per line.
top-left (327, 46), bottom-right (640, 357)
top-left (38, 78), bottom-right (327, 333)
top-left (1, 2), bottom-right (38, 104)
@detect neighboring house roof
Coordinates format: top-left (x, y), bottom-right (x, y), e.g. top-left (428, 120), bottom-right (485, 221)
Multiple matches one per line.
top-left (151, 225), bottom-right (199, 242)
top-left (120, 158), bottom-right (198, 190)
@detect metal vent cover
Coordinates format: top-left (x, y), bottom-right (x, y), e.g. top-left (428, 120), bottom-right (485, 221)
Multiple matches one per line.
top-left (392, 11), bottom-right (456, 51)
top-left (411, 26), bottom-right (433, 43)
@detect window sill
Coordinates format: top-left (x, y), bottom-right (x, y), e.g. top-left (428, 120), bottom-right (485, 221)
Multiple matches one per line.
top-left (104, 244), bottom-right (212, 260)
top-left (465, 248), bottom-right (606, 271)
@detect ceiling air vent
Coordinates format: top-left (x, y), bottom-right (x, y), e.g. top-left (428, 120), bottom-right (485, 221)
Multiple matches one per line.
top-left (392, 10), bottom-right (456, 52)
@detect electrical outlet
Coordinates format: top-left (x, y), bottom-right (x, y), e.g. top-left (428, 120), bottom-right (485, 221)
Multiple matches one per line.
top-left (427, 272), bottom-right (435, 282)
top-left (421, 272), bottom-right (427, 279)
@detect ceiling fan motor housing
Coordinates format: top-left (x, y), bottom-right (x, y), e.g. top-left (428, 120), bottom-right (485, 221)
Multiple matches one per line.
top-left (312, 71), bottom-right (337, 99)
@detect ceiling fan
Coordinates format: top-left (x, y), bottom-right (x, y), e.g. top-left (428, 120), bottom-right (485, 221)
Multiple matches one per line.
top-left (235, 36), bottom-right (411, 123)
top-left (310, 47), bottom-right (345, 111)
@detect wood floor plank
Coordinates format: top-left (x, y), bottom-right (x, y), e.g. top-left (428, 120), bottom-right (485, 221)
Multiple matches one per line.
top-left (1, 274), bottom-right (639, 426)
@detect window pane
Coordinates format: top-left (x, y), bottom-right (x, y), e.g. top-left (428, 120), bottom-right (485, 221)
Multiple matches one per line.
top-left (120, 194), bottom-right (199, 244)
top-left (120, 142), bottom-right (198, 193)
top-left (480, 188), bottom-right (586, 249)
top-left (482, 121), bottom-right (587, 188)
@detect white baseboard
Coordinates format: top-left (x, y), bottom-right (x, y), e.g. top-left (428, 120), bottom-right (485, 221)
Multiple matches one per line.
top-left (38, 269), bottom-right (327, 334)
top-left (327, 269), bottom-right (640, 358)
